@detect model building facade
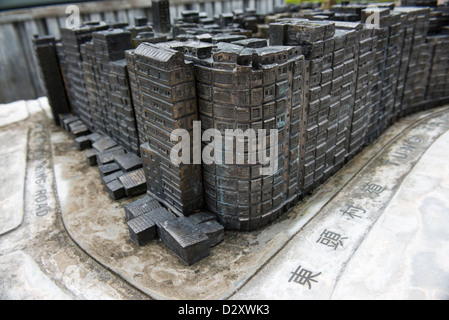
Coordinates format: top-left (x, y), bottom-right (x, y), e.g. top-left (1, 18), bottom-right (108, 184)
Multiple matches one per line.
top-left (126, 43), bottom-right (204, 215)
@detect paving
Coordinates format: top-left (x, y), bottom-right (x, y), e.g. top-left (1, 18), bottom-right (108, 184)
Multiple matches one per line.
top-left (0, 98), bottom-right (448, 300)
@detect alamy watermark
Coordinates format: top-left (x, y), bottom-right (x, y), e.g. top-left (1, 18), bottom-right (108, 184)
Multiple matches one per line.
top-left (65, 5), bottom-right (81, 29)
top-left (365, 5), bottom-right (381, 30)
top-left (170, 122), bottom-right (279, 176)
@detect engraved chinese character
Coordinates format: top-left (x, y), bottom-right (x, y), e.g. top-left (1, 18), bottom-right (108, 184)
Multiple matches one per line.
top-left (317, 229), bottom-right (347, 250)
top-left (289, 265), bottom-right (321, 290)
top-left (363, 183), bottom-right (386, 196)
top-left (340, 204), bottom-right (366, 219)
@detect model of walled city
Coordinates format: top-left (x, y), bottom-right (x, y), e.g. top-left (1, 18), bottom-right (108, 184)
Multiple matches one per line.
top-left (33, 0), bottom-right (449, 265)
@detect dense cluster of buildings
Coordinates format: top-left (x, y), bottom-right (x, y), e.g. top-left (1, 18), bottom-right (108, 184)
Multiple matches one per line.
top-left (34, 1), bottom-right (449, 265)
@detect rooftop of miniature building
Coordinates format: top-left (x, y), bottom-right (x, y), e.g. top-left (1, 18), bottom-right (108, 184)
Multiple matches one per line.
top-left (134, 42), bottom-right (183, 63)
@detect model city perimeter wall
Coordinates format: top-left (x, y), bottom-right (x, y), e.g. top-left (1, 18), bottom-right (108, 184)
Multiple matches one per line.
top-left (36, 5), bottom-right (449, 234)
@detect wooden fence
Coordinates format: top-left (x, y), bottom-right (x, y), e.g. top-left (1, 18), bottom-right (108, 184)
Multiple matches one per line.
top-left (0, 0), bottom-right (285, 104)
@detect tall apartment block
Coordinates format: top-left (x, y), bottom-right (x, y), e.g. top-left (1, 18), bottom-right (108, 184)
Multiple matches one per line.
top-left (60, 22), bottom-right (110, 130)
top-left (80, 28), bottom-right (140, 155)
top-left (126, 43), bottom-right (204, 215)
top-left (152, 0), bottom-right (172, 34)
top-left (192, 43), bottom-right (305, 231)
top-left (32, 35), bottom-right (71, 126)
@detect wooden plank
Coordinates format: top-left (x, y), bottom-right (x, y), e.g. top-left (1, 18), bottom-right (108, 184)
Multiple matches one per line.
top-left (259, 0), bottom-right (268, 14)
top-left (45, 17), bottom-right (61, 39)
top-left (127, 9), bottom-right (135, 26)
top-left (89, 13), bottom-right (102, 22)
top-left (35, 18), bottom-right (47, 35)
top-left (22, 19), bottom-right (46, 97)
top-left (275, 0), bottom-right (284, 7)
top-left (116, 10), bottom-right (129, 23)
top-left (214, 1), bottom-right (223, 16)
top-left (103, 11), bottom-right (116, 23)
top-left (231, 0), bottom-right (244, 11)
top-left (222, 1), bottom-right (232, 13)
top-left (57, 15), bottom-right (67, 29)
top-left (127, 9), bottom-right (145, 26)
top-left (204, 1), bottom-right (214, 17)
top-left (144, 8), bottom-right (152, 23)
top-left (169, 6), bottom-right (177, 24)
top-left (0, 23), bottom-right (35, 103)
top-left (267, 0), bottom-right (274, 14)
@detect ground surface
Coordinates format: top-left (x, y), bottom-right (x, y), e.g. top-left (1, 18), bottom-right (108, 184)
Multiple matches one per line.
top-left (0, 98), bottom-right (448, 300)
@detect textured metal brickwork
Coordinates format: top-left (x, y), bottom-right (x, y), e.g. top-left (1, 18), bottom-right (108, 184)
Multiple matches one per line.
top-left (193, 43), bottom-right (305, 231)
top-left (127, 43), bottom-right (204, 215)
top-left (60, 22), bottom-right (110, 130)
top-left (80, 28), bottom-right (140, 155)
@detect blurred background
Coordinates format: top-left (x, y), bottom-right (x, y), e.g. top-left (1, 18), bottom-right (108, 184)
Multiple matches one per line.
top-left (0, 0), bottom-right (447, 104)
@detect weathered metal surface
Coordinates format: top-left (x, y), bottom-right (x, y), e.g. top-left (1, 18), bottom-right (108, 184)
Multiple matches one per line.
top-left (114, 153), bottom-right (143, 172)
top-left (32, 35), bottom-right (71, 126)
top-left (127, 43), bottom-right (204, 216)
top-left (127, 214), bottom-right (157, 246)
top-left (124, 195), bottom-right (162, 221)
top-left (159, 217), bottom-right (211, 266)
top-left (152, 0), bottom-right (171, 34)
top-left (106, 179), bottom-right (126, 200)
top-left (118, 168), bottom-right (147, 197)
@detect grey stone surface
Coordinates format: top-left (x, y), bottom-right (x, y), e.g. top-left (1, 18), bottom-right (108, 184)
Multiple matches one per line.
top-left (2, 98), bottom-right (448, 300)
top-left (0, 99), bottom-right (149, 300)
top-left (0, 251), bottom-right (71, 300)
top-left (232, 110), bottom-right (449, 300)
top-left (0, 125), bottom-right (27, 235)
top-left (0, 100), bottom-right (29, 127)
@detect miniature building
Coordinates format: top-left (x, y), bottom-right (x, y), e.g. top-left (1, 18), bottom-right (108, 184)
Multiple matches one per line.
top-left (152, 0), bottom-right (172, 34)
top-left (191, 43), bottom-right (305, 231)
top-left (33, 2), bottom-right (449, 265)
top-left (59, 22), bottom-right (110, 130)
top-left (126, 43), bottom-right (204, 215)
top-left (32, 35), bottom-right (71, 126)
top-left (80, 28), bottom-right (141, 155)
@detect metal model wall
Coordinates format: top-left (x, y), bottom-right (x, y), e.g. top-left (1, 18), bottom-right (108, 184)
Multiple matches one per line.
top-left (192, 43), bottom-right (305, 231)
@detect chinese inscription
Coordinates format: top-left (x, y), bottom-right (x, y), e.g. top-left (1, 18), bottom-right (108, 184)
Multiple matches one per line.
top-left (317, 229), bottom-right (347, 250)
top-left (289, 265), bottom-right (321, 290)
top-left (363, 183), bottom-right (386, 196)
top-left (340, 204), bottom-right (366, 219)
